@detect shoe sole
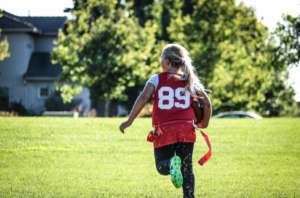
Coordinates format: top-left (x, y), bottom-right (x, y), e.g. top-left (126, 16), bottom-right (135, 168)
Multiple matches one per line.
top-left (170, 156), bottom-right (183, 188)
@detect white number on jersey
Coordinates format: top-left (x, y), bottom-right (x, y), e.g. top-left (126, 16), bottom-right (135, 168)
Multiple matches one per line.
top-left (158, 87), bottom-right (190, 109)
top-left (175, 87), bottom-right (190, 108)
top-left (158, 87), bottom-right (174, 109)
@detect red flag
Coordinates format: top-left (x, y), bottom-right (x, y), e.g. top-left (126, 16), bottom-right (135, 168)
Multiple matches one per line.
top-left (198, 130), bottom-right (211, 166)
top-left (147, 125), bottom-right (162, 142)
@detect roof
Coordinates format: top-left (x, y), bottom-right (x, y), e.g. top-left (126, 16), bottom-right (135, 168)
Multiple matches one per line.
top-left (0, 11), bottom-right (40, 33)
top-left (21, 16), bottom-right (65, 34)
top-left (0, 11), bottom-right (65, 34)
top-left (25, 52), bottom-right (62, 80)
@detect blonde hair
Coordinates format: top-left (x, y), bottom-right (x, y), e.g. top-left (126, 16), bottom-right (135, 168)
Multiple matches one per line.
top-left (162, 44), bottom-right (204, 97)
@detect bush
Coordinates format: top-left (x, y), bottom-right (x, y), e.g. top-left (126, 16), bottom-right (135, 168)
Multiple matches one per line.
top-left (10, 101), bottom-right (29, 116)
top-left (0, 111), bottom-right (19, 117)
top-left (139, 103), bottom-right (153, 117)
top-left (45, 94), bottom-right (82, 111)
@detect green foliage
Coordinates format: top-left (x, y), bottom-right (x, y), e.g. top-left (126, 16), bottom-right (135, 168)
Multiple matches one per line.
top-left (127, 0), bottom-right (184, 41)
top-left (273, 14), bottom-right (300, 68)
top-left (0, 36), bottom-right (9, 61)
top-left (52, 0), bottom-right (157, 116)
top-left (0, 118), bottom-right (300, 197)
top-left (168, 0), bottom-right (266, 84)
top-left (0, 87), bottom-right (9, 111)
top-left (125, 0), bottom-right (154, 27)
top-left (0, 10), bottom-right (10, 62)
top-left (0, 94), bottom-right (29, 116)
top-left (166, 0), bottom-right (296, 116)
top-left (121, 0), bottom-right (190, 111)
top-left (53, 0), bottom-right (297, 117)
top-left (9, 101), bottom-right (29, 116)
top-left (56, 84), bottom-right (83, 104)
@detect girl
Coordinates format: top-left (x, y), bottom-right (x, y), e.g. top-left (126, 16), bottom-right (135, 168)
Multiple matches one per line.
top-left (119, 44), bottom-right (212, 198)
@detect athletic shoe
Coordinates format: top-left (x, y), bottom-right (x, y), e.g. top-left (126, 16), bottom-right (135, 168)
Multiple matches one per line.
top-left (170, 156), bottom-right (183, 188)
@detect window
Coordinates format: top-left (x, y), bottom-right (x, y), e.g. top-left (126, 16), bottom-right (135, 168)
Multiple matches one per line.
top-left (39, 87), bottom-right (49, 98)
top-left (0, 87), bottom-right (9, 111)
top-left (220, 114), bottom-right (253, 118)
top-left (239, 114), bottom-right (252, 118)
top-left (220, 114), bottom-right (240, 118)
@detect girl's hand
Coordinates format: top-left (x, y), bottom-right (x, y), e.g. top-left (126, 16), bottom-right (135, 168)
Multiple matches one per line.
top-left (196, 121), bottom-right (208, 129)
top-left (119, 120), bottom-right (132, 134)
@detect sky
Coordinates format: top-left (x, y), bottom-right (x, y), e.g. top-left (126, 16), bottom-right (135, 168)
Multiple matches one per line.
top-left (0, 0), bottom-right (299, 101)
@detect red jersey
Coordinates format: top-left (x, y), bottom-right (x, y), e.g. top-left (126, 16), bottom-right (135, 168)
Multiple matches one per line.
top-left (152, 72), bottom-right (196, 125)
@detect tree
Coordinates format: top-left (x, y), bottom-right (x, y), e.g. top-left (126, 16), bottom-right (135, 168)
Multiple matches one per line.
top-left (125, 0), bottom-right (154, 27)
top-left (52, 0), bottom-right (156, 116)
top-left (0, 10), bottom-right (10, 62)
top-left (126, 0), bottom-right (190, 41)
top-left (166, 0), bottom-right (296, 116)
top-left (208, 38), bottom-right (296, 117)
top-left (55, 0), bottom-right (297, 117)
top-left (118, 0), bottom-right (188, 111)
top-left (168, 0), bottom-right (266, 85)
top-left (273, 14), bottom-right (300, 68)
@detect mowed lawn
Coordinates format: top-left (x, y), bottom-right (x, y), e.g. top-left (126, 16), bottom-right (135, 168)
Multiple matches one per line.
top-left (0, 117), bottom-right (299, 197)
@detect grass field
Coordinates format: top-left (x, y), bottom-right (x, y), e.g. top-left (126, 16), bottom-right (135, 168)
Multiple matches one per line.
top-left (0, 117), bottom-right (299, 197)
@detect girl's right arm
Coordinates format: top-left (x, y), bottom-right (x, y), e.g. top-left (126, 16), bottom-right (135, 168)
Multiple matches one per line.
top-left (196, 90), bottom-right (212, 128)
top-left (119, 83), bottom-right (155, 134)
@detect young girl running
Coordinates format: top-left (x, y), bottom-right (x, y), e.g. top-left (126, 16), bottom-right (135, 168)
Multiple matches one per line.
top-left (119, 44), bottom-right (212, 198)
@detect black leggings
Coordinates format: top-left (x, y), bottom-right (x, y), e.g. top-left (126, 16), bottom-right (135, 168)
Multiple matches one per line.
top-left (154, 142), bottom-right (195, 198)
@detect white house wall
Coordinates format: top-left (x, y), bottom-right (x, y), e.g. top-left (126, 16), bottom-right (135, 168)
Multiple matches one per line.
top-left (25, 82), bottom-right (91, 115)
top-left (0, 32), bottom-right (91, 115)
top-left (0, 32), bottom-right (34, 107)
top-left (26, 82), bottom-right (55, 114)
top-left (74, 86), bottom-right (91, 113)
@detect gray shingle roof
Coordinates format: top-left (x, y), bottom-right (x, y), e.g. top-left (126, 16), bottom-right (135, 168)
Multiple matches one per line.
top-left (21, 16), bottom-right (65, 33)
top-left (0, 11), bottom-right (65, 34)
top-left (0, 11), bottom-right (40, 32)
top-left (26, 52), bottom-right (62, 78)
top-left (0, 14), bottom-right (31, 28)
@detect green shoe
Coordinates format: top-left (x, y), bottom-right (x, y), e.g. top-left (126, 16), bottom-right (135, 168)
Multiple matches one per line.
top-left (170, 156), bottom-right (183, 188)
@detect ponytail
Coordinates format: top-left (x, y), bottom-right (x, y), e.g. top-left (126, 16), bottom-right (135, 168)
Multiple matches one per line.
top-left (162, 44), bottom-right (204, 97)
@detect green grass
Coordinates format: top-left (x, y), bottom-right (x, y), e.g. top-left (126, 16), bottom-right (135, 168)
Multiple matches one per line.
top-left (0, 117), bottom-right (299, 197)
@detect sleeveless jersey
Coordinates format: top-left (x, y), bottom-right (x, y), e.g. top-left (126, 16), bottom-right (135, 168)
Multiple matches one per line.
top-left (152, 72), bottom-right (196, 125)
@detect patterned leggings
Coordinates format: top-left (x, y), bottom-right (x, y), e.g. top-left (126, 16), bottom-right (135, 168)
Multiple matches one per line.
top-left (154, 142), bottom-right (195, 198)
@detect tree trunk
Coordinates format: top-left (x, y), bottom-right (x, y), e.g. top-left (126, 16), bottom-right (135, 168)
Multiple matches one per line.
top-left (104, 89), bottom-right (111, 117)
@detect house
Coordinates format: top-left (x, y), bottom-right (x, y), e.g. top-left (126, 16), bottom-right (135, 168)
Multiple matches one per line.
top-left (0, 11), bottom-right (91, 115)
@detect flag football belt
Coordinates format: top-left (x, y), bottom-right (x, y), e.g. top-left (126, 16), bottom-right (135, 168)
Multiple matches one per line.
top-left (147, 120), bottom-right (211, 166)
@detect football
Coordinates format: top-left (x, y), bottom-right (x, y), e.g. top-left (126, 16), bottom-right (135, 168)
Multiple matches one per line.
top-left (191, 101), bottom-right (203, 124)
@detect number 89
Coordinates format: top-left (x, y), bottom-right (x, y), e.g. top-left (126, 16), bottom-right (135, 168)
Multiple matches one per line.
top-left (158, 87), bottom-right (190, 109)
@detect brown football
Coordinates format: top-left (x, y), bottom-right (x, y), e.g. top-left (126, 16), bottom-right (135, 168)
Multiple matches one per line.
top-left (191, 101), bottom-right (203, 124)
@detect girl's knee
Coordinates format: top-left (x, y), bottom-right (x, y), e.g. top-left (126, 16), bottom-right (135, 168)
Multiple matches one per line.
top-left (156, 165), bottom-right (170, 175)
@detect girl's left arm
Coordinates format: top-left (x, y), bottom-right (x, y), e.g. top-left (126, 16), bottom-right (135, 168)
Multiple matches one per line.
top-left (119, 83), bottom-right (155, 134)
